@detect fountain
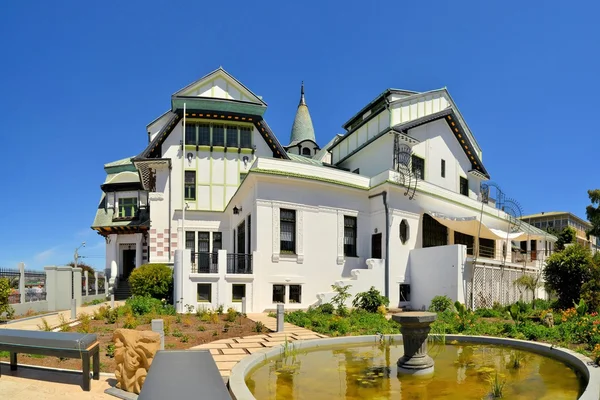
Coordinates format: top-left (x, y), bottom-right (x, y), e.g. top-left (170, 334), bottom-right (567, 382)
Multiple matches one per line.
top-left (391, 311), bottom-right (437, 375)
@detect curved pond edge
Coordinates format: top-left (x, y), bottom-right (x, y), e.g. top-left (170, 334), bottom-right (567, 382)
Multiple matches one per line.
top-left (228, 334), bottom-right (600, 400)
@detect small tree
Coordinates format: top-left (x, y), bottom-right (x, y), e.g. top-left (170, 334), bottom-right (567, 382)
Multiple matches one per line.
top-left (513, 274), bottom-right (541, 308)
top-left (129, 264), bottom-right (173, 299)
top-left (543, 244), bottom-right (594, 308)
top-left (352, 287), bottom-right (389, 313)
top-left (331, 284), bottom-right (352, 316)
top-left (555, 227), bottom-right (577, 251)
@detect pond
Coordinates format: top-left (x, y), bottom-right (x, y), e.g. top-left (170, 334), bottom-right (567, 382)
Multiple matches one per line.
top-left (245, 341), bottom-right (584, 400)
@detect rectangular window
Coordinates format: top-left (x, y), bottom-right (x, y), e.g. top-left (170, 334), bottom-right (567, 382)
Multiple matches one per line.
top-left (232, 284), bottom-right (246, 302)
top-left (198, 124), bottom-right (210, 146)
top-left (441, 159), bottom-right (446, 178)
top-left (454, 231), bottom-right (474, 255)
top-left (460, 177), bottom-right (468, 196)
top-left (289, 285), bottom-right (302, 303)
top-left (422, 214), bottom-right (447, 248)
top-left (240, 127), bottom-right (252, 148)
top-left (280, 209), bottom-right (296, 253)
top-left (399, 284), bottom-right (411, 302)
top-left (118, 198), bottom-right (137, 218)
top-left (237, 221), bottom-right (246, 255)
top-left (226, 125), bottom-right (238, 148)
top-left (185, 231), bottom-right (195, 256)
top-left (212, 125), bottom-right (224, 147)
top-left (344, 216), bottom-right (357, 257)
top-left (185, 123), bottom-right (196, 145)
top-left (212, 232), bottom-right (222, 253)
top-left (479, 238), bottom-right (496, 258)
top-left (197, 284), bottom-right (211, 302)
top-left (272, 285), bottom-right (285, 303)
top-left (247, 215), bottom-right (252, 254)
top-left (411, 155), bottom-right (424, 179)
top-left (184, 171), bottom-right (196, 200)
top-left (197, 232), bottom-right (210, 253)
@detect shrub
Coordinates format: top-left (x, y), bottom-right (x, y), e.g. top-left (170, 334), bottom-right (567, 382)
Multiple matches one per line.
top-left (38, 318), bottom-right (52, 331)
top-left (128, 263), bottom-right (173, 299)
top-left (180, 334), bottom-right (190, 343)
top-left (475, 308), bottom-right (501, 318)
top-left (127, 296), bottom-right (163, 316)
top-left (331, 284), bottom-right (352, 315)
top-left (93, 306), bottom-right (111, 320)
top-left (77, 313), bottom-right (92, 333)
top-left (429, 295), bottom-right (453, 312)
top-left (106, 343), bottom-right (115, 358)
top-left (226, 308), bottom-right (238, 322)
top-left (105, 307), bottom-right (119, 324)
top-left (0, 278), bottom-right (14, 320)
top-left (123, 314), bottom-right (138, 329)
top-left (317, 303), bottom-right (335, 314)
top-left (352, 287), bottom-right (389, 313)
top-left (544, 244), bottom-right (594, 308)
top-left (172, 328), bottom-right (183, 338)
top-left (254, 321), bottom-right (266, 333)
top-left (197, 324), bottom-right (206, 332)
top-left (216, 304), bottom-right (224, 314)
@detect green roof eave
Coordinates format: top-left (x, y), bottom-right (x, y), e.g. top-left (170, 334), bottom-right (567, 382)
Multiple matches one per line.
top-left (171, 97), bottom-right (266, 117)
top-left (104, 164), bottom-right (137, 174)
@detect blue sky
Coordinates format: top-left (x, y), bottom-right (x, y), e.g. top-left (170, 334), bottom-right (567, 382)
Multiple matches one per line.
top-left (1, 1), bottom-right (598, 270)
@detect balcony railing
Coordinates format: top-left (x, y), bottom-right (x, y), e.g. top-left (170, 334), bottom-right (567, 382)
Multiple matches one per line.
top-left (227, 253), bottom-right (253, 274)
top-left (191, 252), bottom-right (218, 274)
top-left (467, 245), bottom-right (553, 264)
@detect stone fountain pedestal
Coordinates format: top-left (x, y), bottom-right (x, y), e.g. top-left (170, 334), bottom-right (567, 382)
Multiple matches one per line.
top-left (392, 311), bottom-right (437, 376)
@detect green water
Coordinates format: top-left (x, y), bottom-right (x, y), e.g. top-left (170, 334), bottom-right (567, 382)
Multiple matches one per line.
top-left (246, 342), bottom-right (584, 400)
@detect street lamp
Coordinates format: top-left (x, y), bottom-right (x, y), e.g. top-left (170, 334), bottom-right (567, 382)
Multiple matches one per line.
top-left (74, 242), bottom-right (86, 269)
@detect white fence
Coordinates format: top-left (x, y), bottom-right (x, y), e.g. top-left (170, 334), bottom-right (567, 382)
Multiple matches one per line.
top-left (467, 264), bottom-right (540, 309)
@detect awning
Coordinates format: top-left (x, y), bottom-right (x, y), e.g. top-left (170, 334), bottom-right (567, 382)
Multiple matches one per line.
top-left (426, 211), bottom-right (553, 242)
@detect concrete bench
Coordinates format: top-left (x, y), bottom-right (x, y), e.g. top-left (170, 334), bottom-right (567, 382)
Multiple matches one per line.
top-left (0, 329), bottom-right (100, 391)
top-left (139, 350), bottom-right (231, 400)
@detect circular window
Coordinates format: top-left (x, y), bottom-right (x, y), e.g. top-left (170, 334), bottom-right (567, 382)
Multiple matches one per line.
top-left (400, 219), bottom-right (409, 244)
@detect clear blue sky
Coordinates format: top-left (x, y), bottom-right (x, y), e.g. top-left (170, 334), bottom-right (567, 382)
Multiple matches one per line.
top-left (1, 1), bottom-right (598, 270)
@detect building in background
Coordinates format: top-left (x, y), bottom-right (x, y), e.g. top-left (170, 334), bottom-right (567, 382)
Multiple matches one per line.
top-left (520, 212), bottom-right (598, 253)
top-left (92, 67), bottom-right (554, 312)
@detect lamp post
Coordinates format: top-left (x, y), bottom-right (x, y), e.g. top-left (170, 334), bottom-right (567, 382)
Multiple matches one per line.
top-left (74, 242), bottom-right (86, 269)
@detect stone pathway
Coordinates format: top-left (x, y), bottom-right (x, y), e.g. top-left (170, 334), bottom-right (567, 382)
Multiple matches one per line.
top-left (0, 301), bottom-right (124, 331)
top-left (191, 313), bottom-right (327, 377)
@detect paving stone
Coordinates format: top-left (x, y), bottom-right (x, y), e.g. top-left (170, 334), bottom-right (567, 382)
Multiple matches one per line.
top-left (262, 341), bottom-right (287, 347)
top-left (247, 347), bottom-right (271, 354)
top-left (215, 361), bottom-right (238, 370)
top-left (212, 354), bottom-right (247, 362)
top-left (240, 334), bottom-right (268, 339)
top-left (234, 338), bottom-right (266, 343)
top-left (221, 348), bottom-right (247, 355)
top-left (196, 343), bottom-right (230, 349)
top-left (229, 342), bottom-right (265, 348)
top-left (209, 349), bottom-right (221, 355)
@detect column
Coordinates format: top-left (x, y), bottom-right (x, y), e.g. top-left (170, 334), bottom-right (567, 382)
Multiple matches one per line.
top-left (56, 266), bottom-right (74, 310)
top-left (217, 249), bottom-right (228, 309)
top-left (84, 270), bottom-right (89, 296)
top-left (94, 272), bottom-right (99, 295)
top-left (174, 250), bottom-right (184, 313)
top-left (18, 262), bottom-right (25, 304)
top-left (136, 233), bottom-right (143, 268)
top-left (72, 267), bottom-right (82, 308)
top-left (44, 266), bottom-right (57, 311)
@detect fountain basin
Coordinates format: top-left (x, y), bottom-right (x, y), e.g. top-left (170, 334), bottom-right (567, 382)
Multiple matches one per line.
top-left (229, 334), bottom-right (600, 400)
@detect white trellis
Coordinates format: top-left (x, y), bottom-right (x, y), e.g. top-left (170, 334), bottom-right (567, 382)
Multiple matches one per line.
top-left (467, 264), bottom-right (538, 309)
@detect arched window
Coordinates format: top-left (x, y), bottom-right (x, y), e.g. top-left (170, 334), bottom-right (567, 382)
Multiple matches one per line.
top-left (302, 147), bottom-right (311, 156)
top-left (400, 219), bottom-right (409, 244)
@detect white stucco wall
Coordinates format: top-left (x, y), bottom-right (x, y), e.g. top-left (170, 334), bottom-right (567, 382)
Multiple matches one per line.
top-left (409, 244), bottom-right (468, 310)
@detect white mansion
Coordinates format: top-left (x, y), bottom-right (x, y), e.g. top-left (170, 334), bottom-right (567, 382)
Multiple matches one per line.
top-left (92, 68), bottom-right (554, 312)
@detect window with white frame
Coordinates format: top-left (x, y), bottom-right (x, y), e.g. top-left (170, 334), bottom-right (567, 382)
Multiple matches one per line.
top-left (344, 216), bottom-right (357, 257)
top-left (280, 209), bottom-right (296, 254)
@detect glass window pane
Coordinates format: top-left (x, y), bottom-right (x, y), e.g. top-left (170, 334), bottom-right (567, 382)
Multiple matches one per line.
top-left (197, 284), bottom-right (211, 302)
top-left (240, 127), bottom-right (252, 148)
top-left (197, 232), bottom-right (210, 253)
top-left (185, 124), bottom-right (196, 145)
top-left (280, 209), bottom-right (296, 253)
top-left (198, 124), bottom-right (210, 146)
top-left (226, 125), bottom-right (238, 147)
top-left (212, 125), bottom-right (224, 146)
top-left (289, 285), bottom-right (301, 303)
top-left (273, 285), bottom-right (285, 303)
top-left (232, 284), bottom-right (246, 302)
top-left (185, 231), bottom-right (195, 250)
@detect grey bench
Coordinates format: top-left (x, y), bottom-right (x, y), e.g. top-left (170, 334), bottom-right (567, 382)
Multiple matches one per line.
top-left (0, 329), bottom-right (100, 391)
top-left (139, 350), bottom-right (231, 400)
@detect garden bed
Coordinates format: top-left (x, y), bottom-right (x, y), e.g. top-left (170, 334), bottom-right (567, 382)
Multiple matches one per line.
top-left (0, 302), bottom-right (264, 373)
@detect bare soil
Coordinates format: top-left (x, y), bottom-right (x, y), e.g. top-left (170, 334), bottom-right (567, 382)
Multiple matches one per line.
top-left (0, 313), bottom-right (262, 373)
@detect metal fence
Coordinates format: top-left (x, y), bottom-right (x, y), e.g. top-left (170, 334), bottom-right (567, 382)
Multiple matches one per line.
top-left (191, 252), bottom-right (218, 274)
top-left (1, 267), bottom-right (21, 304)
top-left (226, 253), bottom-right (253, 274)
top-left (467, 264), bottom-right (537, 309)
top-left (0, 267), bottom-right (47, 303)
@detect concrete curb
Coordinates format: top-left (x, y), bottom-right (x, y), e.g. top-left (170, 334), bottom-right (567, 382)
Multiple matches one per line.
top-left (228, 334), bottom-right (600, 400)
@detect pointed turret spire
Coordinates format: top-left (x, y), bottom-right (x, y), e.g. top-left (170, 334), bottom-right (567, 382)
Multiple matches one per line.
top-left (288, 81), bottom-right (316, 145)
top-left (299, 81), bottom-right (306, 106)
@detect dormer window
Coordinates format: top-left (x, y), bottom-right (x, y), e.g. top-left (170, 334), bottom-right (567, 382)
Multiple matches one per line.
top-left (302, 147), bottom-right (311, 156)
top-left (118, 198), bottom-right (137, 219)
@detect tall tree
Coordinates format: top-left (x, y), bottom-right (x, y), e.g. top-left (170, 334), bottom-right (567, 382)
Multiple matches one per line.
top-left (544, 244), bottom-right (594, 308)
top-left (586, 189), bottom-right (600, 238)
top-left (555, 226), bottom-right (577, 251)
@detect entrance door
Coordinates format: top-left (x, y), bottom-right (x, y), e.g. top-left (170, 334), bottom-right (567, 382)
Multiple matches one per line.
top-left (371, 233), bottom-right (382, 259)
top-left (122, 249), bottom-right (136, 279)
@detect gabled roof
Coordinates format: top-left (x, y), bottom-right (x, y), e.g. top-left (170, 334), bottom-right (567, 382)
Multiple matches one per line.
top-left (342, 88), bottom-right (418, 130)
top-left (172, 67), bottom-right (267, 107)
top-left (313, 134), bottom-right (343, 162)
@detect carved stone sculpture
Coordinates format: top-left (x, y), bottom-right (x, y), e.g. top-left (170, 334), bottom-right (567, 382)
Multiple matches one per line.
top-left (542, 312), bottom-right (554, 328)
top-left (113, 329), bottom-right (161, 394)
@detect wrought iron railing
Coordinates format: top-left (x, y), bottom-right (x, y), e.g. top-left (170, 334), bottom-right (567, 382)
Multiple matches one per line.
top-left (191, 252), bottom-right (218, 274)
top-left (226, 253), bottom-right (253, 274)
top-left (25, 291), bottom-right (46, 302)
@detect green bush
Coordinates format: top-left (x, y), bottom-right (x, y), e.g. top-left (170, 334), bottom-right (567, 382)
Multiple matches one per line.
top-left (352, 287), bottom-right (389, 313)
top-left (0, 278), bottom-right (14, 320)
top-left (317, 303), bottom-right (335, 314)
top-left (474, 308), bottom-right (501, 318)
top-left (126, 296), bottom-right (163, 316)
top-left (544, 244), bottom-right (594, 308)
top-left (129, 263), bottom-right (173, 299)
top-left (429, 295), bottom-right (453, 312)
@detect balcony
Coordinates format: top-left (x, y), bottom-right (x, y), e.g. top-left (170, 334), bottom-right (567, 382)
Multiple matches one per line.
top-left (191, 252), bottom-right (218, 274)
top-left (227, 253), bottom-right (253, 274)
